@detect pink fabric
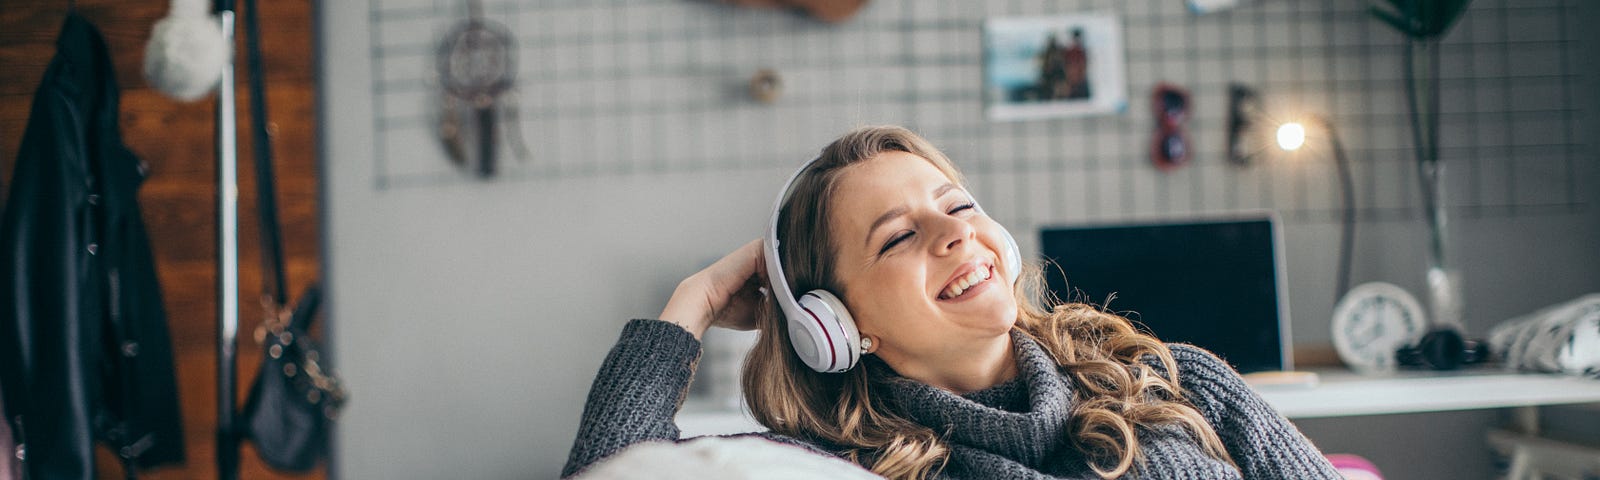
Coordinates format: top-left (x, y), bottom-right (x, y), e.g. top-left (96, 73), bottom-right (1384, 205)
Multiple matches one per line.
top-left (1326, 454), bottom-right (1383, 480)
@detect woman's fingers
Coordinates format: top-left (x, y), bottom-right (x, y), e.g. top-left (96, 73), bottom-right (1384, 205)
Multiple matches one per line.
top-left (660, 239), bottom-right (767, 337)
top-left (716, 239), bottom-right (764, 288)
top-left (708, 239), bottom-right (766, 331)
top-left (713, 274), bottom-right (766, 331)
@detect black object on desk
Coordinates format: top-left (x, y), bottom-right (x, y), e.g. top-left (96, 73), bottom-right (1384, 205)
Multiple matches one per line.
top-left (1040, 216), bottom-right (1290, 374)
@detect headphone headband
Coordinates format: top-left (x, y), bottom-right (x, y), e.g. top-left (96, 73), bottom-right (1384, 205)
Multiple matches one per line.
top-left (763, 157), bottom-right (813, 330)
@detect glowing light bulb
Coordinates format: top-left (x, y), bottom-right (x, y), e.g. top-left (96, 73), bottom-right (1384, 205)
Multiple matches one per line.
top-left (1277, 122), bottom-right (1306, 151)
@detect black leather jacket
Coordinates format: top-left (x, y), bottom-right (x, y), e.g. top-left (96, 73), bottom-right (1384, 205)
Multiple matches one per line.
top-left (1, 14), bottom-right (184, 479)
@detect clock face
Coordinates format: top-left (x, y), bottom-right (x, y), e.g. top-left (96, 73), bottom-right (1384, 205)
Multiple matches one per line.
top-left (1332, 282), bottom-right (1429, 373)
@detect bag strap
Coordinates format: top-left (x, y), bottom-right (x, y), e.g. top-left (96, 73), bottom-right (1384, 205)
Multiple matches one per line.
top-left (288, 284), bottom-right (322, 332)
top-left (245, 0), bottom-right (286, 306)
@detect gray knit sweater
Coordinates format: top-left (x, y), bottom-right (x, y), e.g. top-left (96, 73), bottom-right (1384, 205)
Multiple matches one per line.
top-left (562, 319), bottom-right (1341, 479)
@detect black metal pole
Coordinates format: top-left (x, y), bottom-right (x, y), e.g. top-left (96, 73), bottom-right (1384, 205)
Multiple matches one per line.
top-left (214, 1), bottom-right (240, 479)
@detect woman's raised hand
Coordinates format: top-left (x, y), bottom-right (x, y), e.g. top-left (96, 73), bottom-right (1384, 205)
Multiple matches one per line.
top-left (658, 239), bottom-right (767, 339)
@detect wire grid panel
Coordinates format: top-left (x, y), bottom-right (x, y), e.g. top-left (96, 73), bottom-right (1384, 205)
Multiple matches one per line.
top-left (367, 0), bottom-right (1586, 227)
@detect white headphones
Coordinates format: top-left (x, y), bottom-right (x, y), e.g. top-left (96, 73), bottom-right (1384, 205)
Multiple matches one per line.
top-left (763, 157), bottom-right (1022, 373)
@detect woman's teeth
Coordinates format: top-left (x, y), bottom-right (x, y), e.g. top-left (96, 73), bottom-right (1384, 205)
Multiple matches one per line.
top-left (940, 266), bottom-right (992, 300)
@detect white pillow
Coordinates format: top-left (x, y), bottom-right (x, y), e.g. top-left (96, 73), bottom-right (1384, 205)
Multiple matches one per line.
top-left (577, 436), bottom-right (883, 480)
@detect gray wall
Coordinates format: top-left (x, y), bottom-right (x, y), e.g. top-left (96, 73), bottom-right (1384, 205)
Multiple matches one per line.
top-left (319, 0), bottom-right (1598, 478)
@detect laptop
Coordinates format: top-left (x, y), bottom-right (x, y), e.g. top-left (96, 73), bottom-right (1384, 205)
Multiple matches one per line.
top-left (1038, 214), bottom-right (1292, 374)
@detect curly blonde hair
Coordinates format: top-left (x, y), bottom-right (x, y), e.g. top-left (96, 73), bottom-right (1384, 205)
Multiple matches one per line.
top-left (740, 125), bottom-right (1234, 478)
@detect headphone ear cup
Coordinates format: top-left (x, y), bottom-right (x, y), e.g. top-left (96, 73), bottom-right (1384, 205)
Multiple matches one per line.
top-left (1461, 339), bottom-right (1490, 365)
top-left (783, 308), bottom-right (826, 372)
top-left (973, 200), bottom-right (1023, 285)
top-left (1001, 227), bottom-right (1021, 285)
top-left (793, 290), bottom-right (861, 372)
top-left (1419, 329), bottom-right (1464, 370)
top-left (1397, 328), bottom-right (1488, 370)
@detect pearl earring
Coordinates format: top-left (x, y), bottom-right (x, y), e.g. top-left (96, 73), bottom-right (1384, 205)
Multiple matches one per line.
top-left (861, 336), bottom-right (875, 354)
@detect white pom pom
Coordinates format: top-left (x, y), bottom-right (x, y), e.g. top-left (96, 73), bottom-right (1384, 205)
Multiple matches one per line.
top-left (142, 0), bottom-right (228, 102)
top-left (169, 0), bottom-right (211, 18)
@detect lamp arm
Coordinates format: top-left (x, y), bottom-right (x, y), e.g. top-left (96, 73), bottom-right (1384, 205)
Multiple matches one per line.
top-left (1313, 115), bottom-right (1357, 301)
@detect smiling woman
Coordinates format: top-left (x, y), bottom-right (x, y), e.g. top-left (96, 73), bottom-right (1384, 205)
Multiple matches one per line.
top-left (562, 126), bottom-right (1343, 480)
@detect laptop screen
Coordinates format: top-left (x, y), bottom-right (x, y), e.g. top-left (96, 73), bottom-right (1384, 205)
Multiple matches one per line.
top-left (1038, 216), bottom-right (1289, 373)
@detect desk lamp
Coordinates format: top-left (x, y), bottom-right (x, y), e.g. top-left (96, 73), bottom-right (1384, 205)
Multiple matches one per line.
top-left (1226, 85), bottom-right (1356, 302)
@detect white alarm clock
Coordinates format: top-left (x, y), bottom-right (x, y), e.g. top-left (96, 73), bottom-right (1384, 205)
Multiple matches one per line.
top-left (1332, 282), bottom-right (1430, 373)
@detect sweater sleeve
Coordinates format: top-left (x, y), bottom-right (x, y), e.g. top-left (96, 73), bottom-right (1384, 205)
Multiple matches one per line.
top-left (1167, 344), bottom-right (1343, 480)
top-left (561, 319), bottom-right (702, 478)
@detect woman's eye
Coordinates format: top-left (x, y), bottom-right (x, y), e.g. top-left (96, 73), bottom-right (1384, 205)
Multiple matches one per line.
top-left (881, 231), bottom-right (913, 254)
top-left (949, 202), bottom-right (976, 215)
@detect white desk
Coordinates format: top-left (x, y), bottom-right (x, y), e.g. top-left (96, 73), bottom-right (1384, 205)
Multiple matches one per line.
top-left (1258, 369), bottom-right (1600, 419)
top-left (678, 369), bottom-right (1600, 436)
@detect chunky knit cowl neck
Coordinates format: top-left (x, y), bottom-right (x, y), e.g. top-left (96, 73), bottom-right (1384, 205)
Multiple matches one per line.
top-left (865, 331), bottom-right (1241, 479)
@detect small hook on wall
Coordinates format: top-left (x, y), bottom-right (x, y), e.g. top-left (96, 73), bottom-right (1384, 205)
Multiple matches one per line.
top-left (749, 69), bottom-right (783, 104)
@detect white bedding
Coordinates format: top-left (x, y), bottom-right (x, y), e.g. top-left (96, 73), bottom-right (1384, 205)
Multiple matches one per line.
top-left (576, 436), bottom-right (883, 480)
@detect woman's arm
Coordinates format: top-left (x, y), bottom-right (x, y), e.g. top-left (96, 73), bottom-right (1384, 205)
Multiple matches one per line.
top-left (560, 319), bottom-right (701, 477)
top-left (1168, 344), bottom-right (1343, 480)
top-left (562, 240), bottom-right (768, 477)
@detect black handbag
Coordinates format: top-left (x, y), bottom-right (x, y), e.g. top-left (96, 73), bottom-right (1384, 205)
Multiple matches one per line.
top-left (235, 0), bottom-right (345, 471)
top-left (241, 285), bottom-right (345, 472)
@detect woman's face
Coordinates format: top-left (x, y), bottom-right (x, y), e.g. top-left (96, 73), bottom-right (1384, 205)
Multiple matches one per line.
top-left (828, 151), bottom-right (1019, 366)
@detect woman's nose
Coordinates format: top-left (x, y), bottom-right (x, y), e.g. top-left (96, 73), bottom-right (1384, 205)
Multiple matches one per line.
top-left (932, 217), bottom-right (976, 256)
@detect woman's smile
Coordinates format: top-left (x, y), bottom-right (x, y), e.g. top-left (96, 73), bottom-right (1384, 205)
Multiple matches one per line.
top-left (937, 260), bottom-right (996, 302)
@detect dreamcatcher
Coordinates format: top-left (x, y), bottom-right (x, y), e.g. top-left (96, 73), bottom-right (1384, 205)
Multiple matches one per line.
top-left (436, 0), bottom-right (528, 178)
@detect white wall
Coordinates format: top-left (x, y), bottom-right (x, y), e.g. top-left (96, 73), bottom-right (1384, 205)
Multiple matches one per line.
top-left (319, 1), bottom-right (1598, 478)
top-left (321, 170), bottom-right (784, 479)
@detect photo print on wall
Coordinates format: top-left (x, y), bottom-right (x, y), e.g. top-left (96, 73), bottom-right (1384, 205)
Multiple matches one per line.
top-left (984, 13), bottom-right (1128, 121)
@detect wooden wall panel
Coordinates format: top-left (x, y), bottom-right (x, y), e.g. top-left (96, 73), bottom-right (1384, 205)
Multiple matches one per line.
top-left (0, 1), bottom-right (323, 479)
